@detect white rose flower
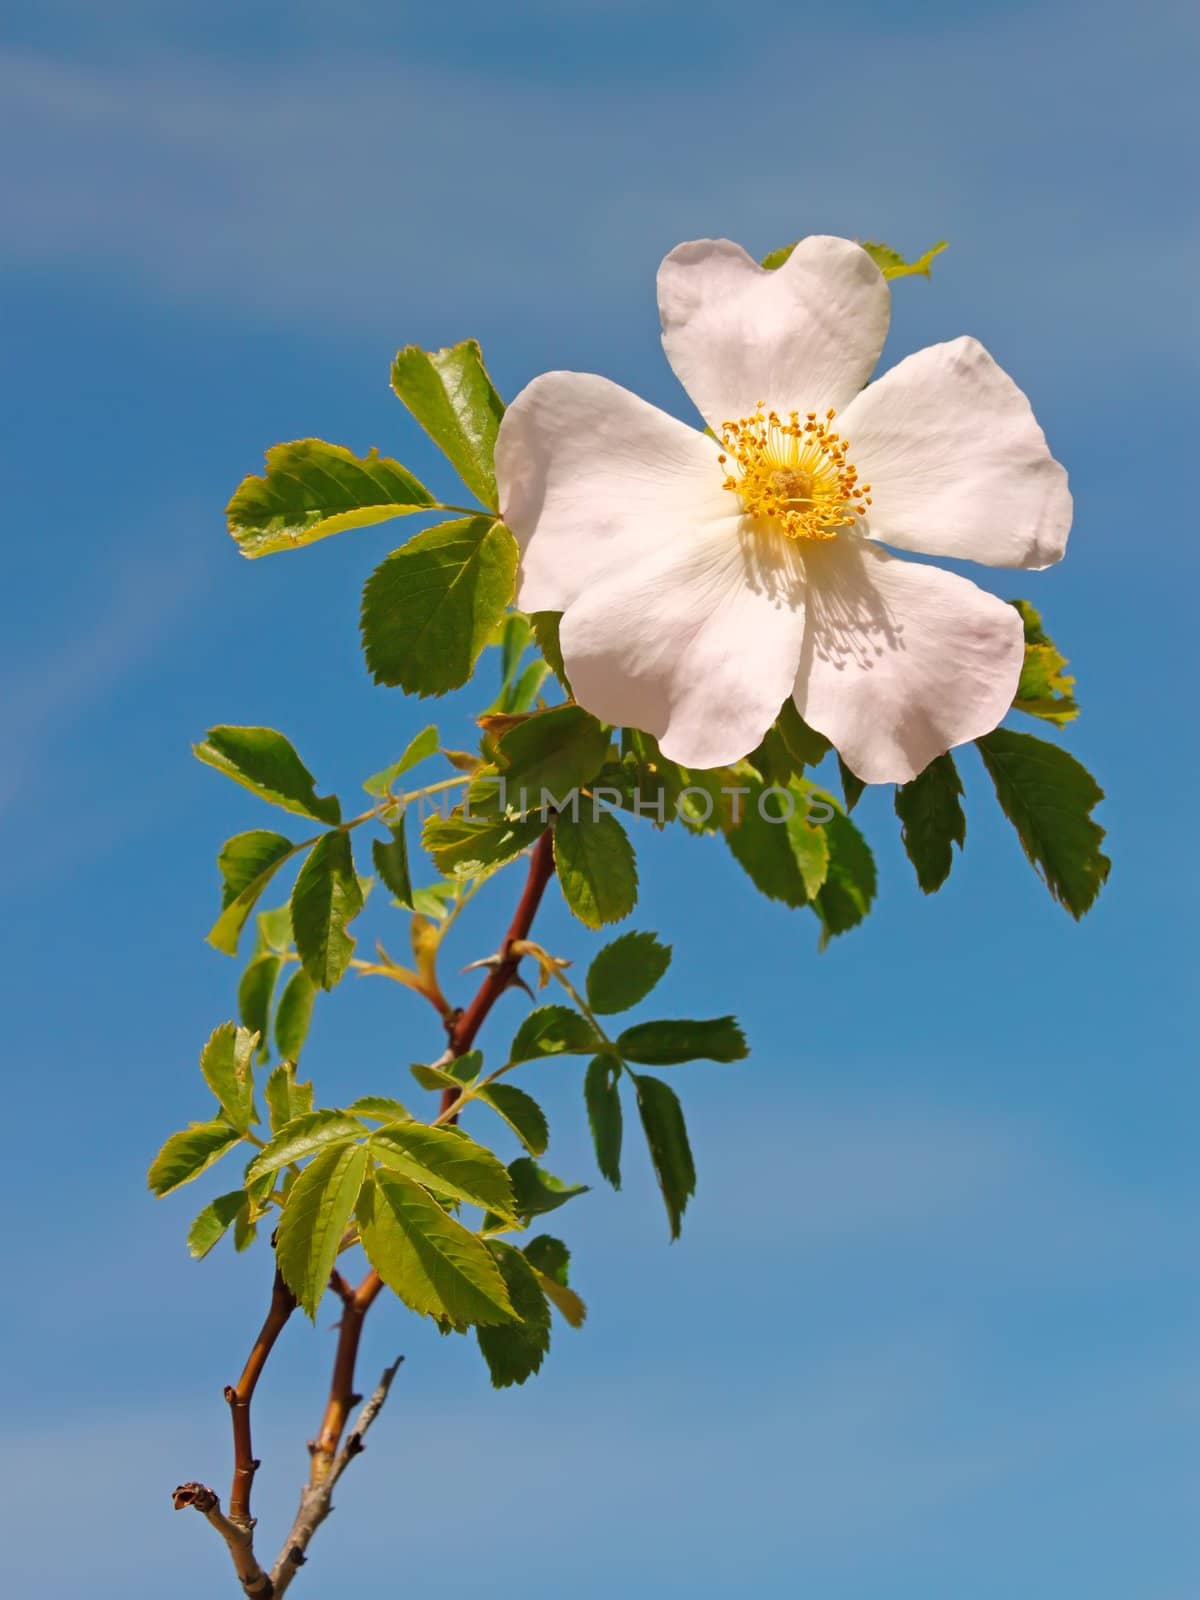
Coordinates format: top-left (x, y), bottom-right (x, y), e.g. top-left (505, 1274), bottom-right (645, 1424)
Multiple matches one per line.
top-left (495, 236), bottom-right (1072, 784)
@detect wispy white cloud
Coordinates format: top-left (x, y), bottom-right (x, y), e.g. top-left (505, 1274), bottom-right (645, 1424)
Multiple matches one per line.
top-left (1, 0), bottom-right (1195, 380)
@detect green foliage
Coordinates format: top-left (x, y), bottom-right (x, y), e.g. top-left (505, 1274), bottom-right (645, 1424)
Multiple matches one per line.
top-left (726, 777), bottom-right (830, 907)
top-left (265, 1062), bottom-right (314, 1133)
top-left (148, 1120), bottom-right (244, 1198)
top-left (814, 809), bottom-right (878, 944)
top-left (227, 439), bottom-right (437, 558)
top-left (762, 238), bottom-right (946, 279)
top-left (210, 831), bottom-right (298, 956)
top-left (632, 1074), bottom-right (695, 1240)
top-left (390, 340), bottom-right (505, 512)
top-left (1010, 599), bottom-right (1079, 726)
top-left (290, 831), bottom-right (364, 989)
top-left (505, 1158), bottom-right (589, 1223)
top-left (521, 1235), bottom-right (586, 1326)
top-left (166, 273), bottom-right (1113, 1414)
top-left (244, 1109), bottom-right (364, 1185)
top-left (361, 516), bottom-right (517, 697)
top-left (554, 809), bottom-right (638, 927)
top-left (195, 726), bottom-right (341, 824)
top-left (894, 754), bottom-right (967, 894)
top-left (586, 931), bottom-right (671, 1016)
top-left (838, 757), bottom-right (866, 812)
top-left (616, 1017), bottom-right (747, 1066)
top-left (238, 955), bottom-right (280, 1063)
top-left (976, 729), bottom-right (1110, 916)
top-left (423, 804), bottom-right (544, 878)
top-left (530, 611), bottom-right (570, 690)
top-left (275, 967), bottom-right (317, 1061)
top-left (476, 1242), bottom-right (552, 1387)
top-left (372, 817), bottom-right (414, 906)
top-left (199, 1021), bottom-right (257, 1132)
top-left (496, 705), bottom-right (610, 798)
top-left (364, 725), bottom-right (440, 796)
top-left (358, 1170), bottom-right (516, 1325)
top-left (509, 1005), bottom-right (598, 1063)
top-left (276, 1143), bottom-right (369, 1318)
top-left (859, 239), bottom-right (948, 279)
top-left (584, 1054), bottom-right (623, 1188)
top-left (474, 1083), bottom-right (550, 1156)
top-left (370, 1122), bottom-right (517, 1218)
top-left (187, 1190), bottom-right (247, 1260)
top-left (346, 1095), bottom-right (414, 1123)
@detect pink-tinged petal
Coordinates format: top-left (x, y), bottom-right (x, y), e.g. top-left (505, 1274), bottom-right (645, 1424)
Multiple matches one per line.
top-left (657, 236), bottom-right (890, 433)
top-left (495, 371), bottom-right (728, 613)
top-left (793, 539), bottom-right (1024, 784)
top-left (560, 523), bottom-right (806, 771)
top-left (841, 337), bottom-right (1072, 570)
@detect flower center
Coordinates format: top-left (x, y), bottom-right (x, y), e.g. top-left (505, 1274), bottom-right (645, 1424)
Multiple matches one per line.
top-left (717, 405), bottom-right (871, 541)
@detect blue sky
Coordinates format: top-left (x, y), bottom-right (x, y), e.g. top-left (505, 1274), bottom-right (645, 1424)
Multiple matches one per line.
top-left (1, 2), bottom-right (1197, 1595)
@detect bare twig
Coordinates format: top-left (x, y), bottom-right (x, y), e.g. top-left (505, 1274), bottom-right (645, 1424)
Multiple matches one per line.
top-left (177, 826), bottom-right (557, 1595)
top-left (172, 1482), bottom-right (273, 1598)
top-left (269, 1358), bottom-right (404, 1599)
top-left (175, 1266), bottom-right (296, 1595)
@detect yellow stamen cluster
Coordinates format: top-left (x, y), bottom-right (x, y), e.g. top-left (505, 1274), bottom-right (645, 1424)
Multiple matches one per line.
top-left (717, 404), bottom-right (871, 541)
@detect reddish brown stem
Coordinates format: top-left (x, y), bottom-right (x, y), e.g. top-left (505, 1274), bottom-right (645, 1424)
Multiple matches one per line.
top-left (227, 1268), bottom-right (297, 1525)
top-left (309, 827), bottom-right (558, 1481)
top-left (441, 824), bottom-right (557, 1115)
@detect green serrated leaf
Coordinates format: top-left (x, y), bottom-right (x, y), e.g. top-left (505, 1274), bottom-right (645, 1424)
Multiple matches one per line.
top-left (363, 726), bottom-right (441, 796)
top-left (586, 930), bottom-right (672, 1016)
top-left (476, 1242), bottom-right (552, 1388)
top-left (391, 340), bottom-right (505, 511)
top-left (244, 1109), bottom-right (364, 1185)
top-left (530, 611), bottom-right (570, 692)
top-left (274, 966), bottom-right (317, 1062)
top-left (227, 439), bottom-right (437, 558)
top-left (195, 727), bottom-right (340, 825)
top-left (277, 1143), bottom-right (369, 1318)
top-left (616, 1017), bottom-right (747, 1066)
top-left (358, 1170), bottom-right (516, 1325)
top-left (475, 1083), bottom-right (549, 1157)
top-left (346, 1095), bottom-right (413, 1123)
top-left (497, 659), bottom-right (550, 716)
top-left (290, 831), bottom-right (364, 990)
top-left (762, 238), bottom-right (946, 280)
top-left (509, 1004), bottom-right (598, 1064)
top-left (238, 954), bottom-right (280, 1063)
top-left (776, 700), bottom-right (832, 768)
top-left (584, 1054), bottom-right (623, 1189)
top-left (199, 1021), bottom-right (257, 1132)
top-left (371, 1122), bottom-right (517, 1218)
top-left (496, 705), bottom-right (610, 802)
top-left (186, 1189), bottom-right (247, 1259)
top-left (422, 804), bottom-right (544, 879)
top-left (838, 756), bottom-right (866, 812)
top-left (148, 1121), bottom-right (244, 1198)
top-left (264, 1062), bottom-right (314, 1134)
top-left (860, 239), bottom-right (948, 279)
top-left (1010, 599), bottom-right (1079, 726)
top-left (976, 728), bottom-right (1109, 917)
top-left (894, 753), bottom-right (966, 894)
top-left (372, 817), bottom-right (413, 906)
top-left (361, 516), bottom-right (517, 697)
top-left (505, 1158), bottom-right (589, 1223)
top-left (726, 777), bottom-right (830, 907)
top-left (632, 1073), bottom-right (695, 1241)
top-left (814, 807), bottom-right (877, 944)
top-left (553, 808), bottom-right (637, 929)
top-left (209, 832), bottom-right (299, 957)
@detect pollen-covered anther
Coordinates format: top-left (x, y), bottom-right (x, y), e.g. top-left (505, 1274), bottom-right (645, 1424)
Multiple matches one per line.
top-left (717, 405), bottom-right (871, 541)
